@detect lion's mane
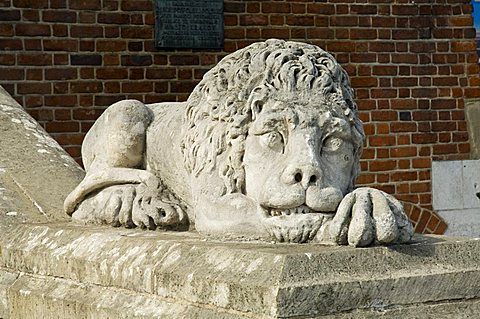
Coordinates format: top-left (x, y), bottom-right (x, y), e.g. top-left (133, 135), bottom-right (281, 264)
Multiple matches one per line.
top-left (181, 39), bottom-right (364, 195)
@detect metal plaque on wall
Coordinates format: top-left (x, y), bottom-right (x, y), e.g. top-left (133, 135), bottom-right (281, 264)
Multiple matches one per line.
top-left (154, 0), bottom-right (224, 49)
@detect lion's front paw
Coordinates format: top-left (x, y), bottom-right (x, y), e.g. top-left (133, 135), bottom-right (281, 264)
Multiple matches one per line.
top-left (131, 184), bottom-right (187, 230)
top-left (325, 187), bottom-right (413, 247)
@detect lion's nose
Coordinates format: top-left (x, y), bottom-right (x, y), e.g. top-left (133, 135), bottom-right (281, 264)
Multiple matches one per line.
top-left (282, 164), bottom-right (321, 188)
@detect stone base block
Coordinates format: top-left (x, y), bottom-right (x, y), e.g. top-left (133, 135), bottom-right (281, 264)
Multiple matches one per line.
top-left (1, 223), bottom-right (480, 318)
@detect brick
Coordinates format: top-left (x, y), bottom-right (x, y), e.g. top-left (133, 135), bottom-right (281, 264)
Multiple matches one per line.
top-left (392, 29), bottom-right (417, 40)
top-left (15, 23), bottom-right (50, 36)
top-left (121, 26), bottom-right (152, 39)
top-left (44, 95), bottom-right (77, 107)
top-left (448, 16), bottom-right (473, 27)
top-left (128, 42), bottom-right (142, 52)
top-left (0, 9), bottom-right (20, 20)
top-left (54, 109), bottom-right (72, 121)
top-left (97, 12), bottom-right (129, 25)
top-left (351, 77), bottom-right (378, 88)
top-left (104, 26), bottom-right (120, 38)
top-left (391, 147), bottom-right (417, 158)
top-left (50, 0), bottom-right (67, 8)
top-left (18, 82), bottom-right (51, 94)
top-left (238, 14), bottom-right (266, 26)
top-left (262, 2), bottom-right (290, 13)
top-left (170, 81), bottom-right (198, 93)
top-left (306, 28), bottom-right (333, 39)
top-left (369, 135), bottom-right (395, 146)
top-left (97, 40), bottom-right (126, 52)
top-left (69, 0), bottom-right (100, 10)
top-left (224, 2), bottom-right (245, 13)
top-left (370, 160), bottom-right (397, 172)
top-left (73, 108), bottom-right (104, 120)
top-left (54, 133), bottom-right (84, 145)
top-left (0, 24), bottom-right (13, 36)
top-left (307, 3), bottom-right (334, 14)
top-left (433, 143), bottom-right (457, 155)
top-left (121, 0), bottom-right (151, 11)
top-left (286, 15), bottom-right (314, 26)
top-left (391, 171), bottom-right (417, 182)
top-left (121, 55), bottom-right (152, 66)
top-left (412, 88), bottom-right (438, 98)
top-left (169, 55), bottom-right (199, 66)
top-left (224, 28), bottom-right (245, 39)
top-left (71, 25), bottom-right (103, 38)
top-left (351, 4), bottom-right (377, 15)
top-left (18, 53), bottom-right (52, 65)
top-left (23, 10), bottom-right (40, 22)
top-left (94, 95), bottom-right (126, 106)
top-left (0, 39), bottom-right (22, 50)
top-left (411, 66), bottom-right (436, 76)
top-left (369, 42), bottom-right (395, 52)
top-left (412, 133), bottom-right (437, 144)
top-left (71, 54), bottom-right (102, 65)
top-left (350, 53), bottom-right (376, 63)
top-left (96, 68), bottom-right (128, 79)
top-left (451, 41), bottom-right (476, 52)
top-left (224, 14), bottom-right (238, 26)
top-left (26, 68), bottom-right (43, 81)
top-left (350, 29), bottom-right (377, 40)
top-left (43, 39), bottom-right (78, 52)
top-left (371, 111), bottom-right (397, 121)
top-left (45, 68), bottom-right (77, 80)
top-left (46, 121), bottom-right (80, 133)
top-left (372, 16), bottom-right (395, 28)
top-left (42, 10), bottom-right (76, 23)
top-left (392, 5), bottom-right (418, 16)
top-left (0, 54), bottom-right (14, 65)
top-left (331, 16), bottom-right (358, 26)
top-left (1, 69), bottom-right (24, 80)
top-left (391, 122), bottom-right (417, 132)
top-left (70, 82), bottom-right (102, 93)
top-left (24, 39), bottom-right (41, 51)
top-left (52, 25), bottom-right (68, 37)
top-left (13, 0), bottom-right (47, 7)
top-left (431, 122), bottom-right (456, 132)
top-left (372, 66), bottom-right (397, 76)
top-left (121, 82), bottom-right (153, 93)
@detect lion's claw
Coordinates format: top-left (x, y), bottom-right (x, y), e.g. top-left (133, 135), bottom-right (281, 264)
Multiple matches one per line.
top-left (326, 187), bottom-right (413, 247)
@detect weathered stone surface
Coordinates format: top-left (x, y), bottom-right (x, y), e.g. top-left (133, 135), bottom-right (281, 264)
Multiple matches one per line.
top-left (465, 98), bottom-right (480, 160)
top-left (432, 159), bottom-right (480, 237)
top-left (0, 222), bottom-right (479, 318)
top-left (0, 85), bottom-right (84, 222)
top-left (64, 39), bottom-right (413, 246)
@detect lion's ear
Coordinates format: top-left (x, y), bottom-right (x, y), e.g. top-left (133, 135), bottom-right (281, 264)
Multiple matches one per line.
top-left (251, 100), bottom-right (264, 121)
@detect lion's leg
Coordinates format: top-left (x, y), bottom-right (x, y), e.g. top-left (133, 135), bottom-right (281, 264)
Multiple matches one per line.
top-left (65, 100), bottom-right (153, 215)
top-left (65, 100), bottom-right (188, 230)
top-left (83, 99), bottom-right (152, 171)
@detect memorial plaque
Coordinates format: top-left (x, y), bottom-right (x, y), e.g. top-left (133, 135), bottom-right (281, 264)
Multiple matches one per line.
top-left (154, 0), bottom-right (223, 49)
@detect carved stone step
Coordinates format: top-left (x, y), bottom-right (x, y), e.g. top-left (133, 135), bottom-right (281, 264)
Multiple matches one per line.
top-left (1, 223), bottom-right (479, 318)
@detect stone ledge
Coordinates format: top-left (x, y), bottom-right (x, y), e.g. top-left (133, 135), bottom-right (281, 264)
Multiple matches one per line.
top-left (0, 222), bottom-right (480, 318)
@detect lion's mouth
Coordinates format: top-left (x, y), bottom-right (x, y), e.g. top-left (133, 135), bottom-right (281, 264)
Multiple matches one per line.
top-left (260, 204), bottom-right (334, 243)
top-left (264, 204), bottom-right (333, 217)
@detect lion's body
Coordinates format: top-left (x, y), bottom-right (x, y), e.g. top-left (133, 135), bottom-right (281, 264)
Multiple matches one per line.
top-left (145, 102), bottom-right (191, 206)
top-left (64, 40), bottom-right (413, 245)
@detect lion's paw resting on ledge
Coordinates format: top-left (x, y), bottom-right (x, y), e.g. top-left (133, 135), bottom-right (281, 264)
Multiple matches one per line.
top-left (64, 39), bottom-right (413, 247)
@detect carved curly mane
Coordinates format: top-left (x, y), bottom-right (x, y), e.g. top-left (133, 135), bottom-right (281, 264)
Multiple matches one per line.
top-left (181, 39), bottom-right (364, 195)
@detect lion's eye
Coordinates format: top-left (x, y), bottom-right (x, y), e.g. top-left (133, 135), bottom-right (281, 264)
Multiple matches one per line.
top-left (322, 137), bottom-right (343, 153)
top-left (260, 131), bottom-right (284, 153)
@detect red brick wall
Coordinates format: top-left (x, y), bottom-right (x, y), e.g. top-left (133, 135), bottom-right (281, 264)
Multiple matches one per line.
top-left (1, 0), bottom-right (479, 234)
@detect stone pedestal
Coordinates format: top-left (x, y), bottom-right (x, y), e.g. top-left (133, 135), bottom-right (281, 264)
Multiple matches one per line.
top-left (1, 222), bottom-right (480, 318)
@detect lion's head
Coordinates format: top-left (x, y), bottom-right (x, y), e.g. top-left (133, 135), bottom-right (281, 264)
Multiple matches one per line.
top-left (181, 39), bottom-right (365, 242)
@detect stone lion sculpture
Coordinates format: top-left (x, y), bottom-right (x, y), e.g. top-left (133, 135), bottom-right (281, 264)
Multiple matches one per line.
top-left (64, 39), bottom-right (413, 247)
